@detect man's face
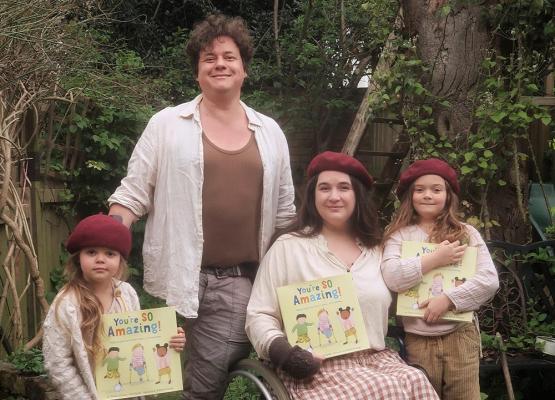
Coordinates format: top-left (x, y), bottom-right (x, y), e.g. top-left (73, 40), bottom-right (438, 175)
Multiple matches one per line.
top-left (197, 36), bottom-right (246, 98)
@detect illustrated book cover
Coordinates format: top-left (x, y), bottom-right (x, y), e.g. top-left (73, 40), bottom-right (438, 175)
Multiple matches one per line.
top-left (396, 241), bottom-right (477, 322)
top-left (94, 307), bottom-right (183, 400)
top-left (276, 273), bottom-right (370, 358)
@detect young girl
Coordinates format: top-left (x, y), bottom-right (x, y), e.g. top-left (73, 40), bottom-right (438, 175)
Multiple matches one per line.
top-left (42, 214), bottom-right (185, 400)
top-left (381, 158), bottom-right (499, 400)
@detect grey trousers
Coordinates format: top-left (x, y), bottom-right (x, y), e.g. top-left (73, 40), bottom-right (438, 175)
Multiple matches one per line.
top-left (181, 272), bottom-right (252, 400)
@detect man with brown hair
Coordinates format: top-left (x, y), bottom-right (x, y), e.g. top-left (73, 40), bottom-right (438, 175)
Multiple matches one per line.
top-left (108, 14), bottom-right (295, 399)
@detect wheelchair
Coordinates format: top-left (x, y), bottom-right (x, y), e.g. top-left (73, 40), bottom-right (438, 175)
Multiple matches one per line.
top-left (226, 326), bottom-right (409, 400)
top-left (228, 358), bottom-right (290, 400)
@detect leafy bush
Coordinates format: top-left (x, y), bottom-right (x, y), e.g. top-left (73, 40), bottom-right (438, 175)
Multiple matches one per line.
top-left (7, 348), bottom-right (45, 376)
top-left (481, 300), bottom-right (555, 353)
top-left (224, 376), bottom-right (260, 400)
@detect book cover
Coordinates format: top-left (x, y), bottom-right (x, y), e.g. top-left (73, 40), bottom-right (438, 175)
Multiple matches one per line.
top-left (396, 241), bottom-right (478, 322)
top-left (94, 307), bottom-right (183, 400)
top-left (276, 273), bottom-right (370, 359)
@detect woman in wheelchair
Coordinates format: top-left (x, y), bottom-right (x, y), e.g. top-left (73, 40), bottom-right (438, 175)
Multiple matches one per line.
top-left (246, 152), bottom-right (439, 400)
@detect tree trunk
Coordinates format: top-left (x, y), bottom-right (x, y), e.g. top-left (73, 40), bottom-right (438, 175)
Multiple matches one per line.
top-left (402, 0), bottom-right (530, 243)
top-left (402, 0), bottom-right (489, 139)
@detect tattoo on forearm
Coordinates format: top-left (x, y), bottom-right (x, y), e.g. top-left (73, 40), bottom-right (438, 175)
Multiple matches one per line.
top-left (109, 214), bottom-right (123, 223)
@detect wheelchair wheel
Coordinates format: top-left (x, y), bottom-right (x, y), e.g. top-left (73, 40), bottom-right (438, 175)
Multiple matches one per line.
top-left (228, 358), bottom-right (291, 400)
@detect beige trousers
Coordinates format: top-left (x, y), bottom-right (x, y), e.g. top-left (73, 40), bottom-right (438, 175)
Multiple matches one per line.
top-left (405, 323), bottom-right (481, 400)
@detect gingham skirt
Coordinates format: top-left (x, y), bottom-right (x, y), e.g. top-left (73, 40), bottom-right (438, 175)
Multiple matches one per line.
top-left (276, 348), bottom-right (439, 400)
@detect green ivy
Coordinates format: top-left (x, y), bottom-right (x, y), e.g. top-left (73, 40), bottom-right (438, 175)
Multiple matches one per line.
top-left (223, 352), bottom-right (262, 400)
top-left (481, 299), bottom-right (555, 353)
top-left (7, 348), bottom-right (45, 376)
top-left (224, 376), bottom-right (260, 400)
top-left (370, 43), bottom-right (553, 190)
top-left (365, 0), bottom-right (554, 238)
top-left (546, 207), bottom-right (555, 240)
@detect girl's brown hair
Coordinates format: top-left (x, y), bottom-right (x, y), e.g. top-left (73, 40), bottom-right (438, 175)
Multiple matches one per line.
top-left (273, 174), bottom-right (382, 248)
top-left (384, 179), bottom-right (468, 244)
top-left (55, 252), bottom-right (128, 362)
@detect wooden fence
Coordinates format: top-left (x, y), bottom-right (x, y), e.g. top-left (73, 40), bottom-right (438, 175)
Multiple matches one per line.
top-left (287, 112), bottom-right (402, 183)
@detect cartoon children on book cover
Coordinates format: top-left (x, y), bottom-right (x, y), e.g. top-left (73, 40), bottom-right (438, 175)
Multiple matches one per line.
top-left (396, 241), bottom-right (477, 322)
top-left (276, 273), bottom-right (370, 358)
top-left (95, 307), bottom-right (183, 400)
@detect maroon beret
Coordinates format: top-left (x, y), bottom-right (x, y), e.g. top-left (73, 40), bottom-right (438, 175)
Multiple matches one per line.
top-left (66, 214), bottom-right (132, 259)
top-left (397, 158), bottom-right (460, 197)
top-left (307, 151), bottom-right (374, 188)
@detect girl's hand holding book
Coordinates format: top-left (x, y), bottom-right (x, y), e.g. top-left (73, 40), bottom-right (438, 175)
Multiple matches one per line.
top-left (422, 240), bottom-right (467, 273)
top-left (419, 294), bottom-right (454, 323)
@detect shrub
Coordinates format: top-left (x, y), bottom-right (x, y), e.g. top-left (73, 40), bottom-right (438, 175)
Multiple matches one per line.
top-left (7, 348), bottom-right (45, 376)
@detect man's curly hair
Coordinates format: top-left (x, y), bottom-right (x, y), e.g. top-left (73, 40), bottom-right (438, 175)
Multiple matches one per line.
top-left (186, 14), bottom-right (254, 76)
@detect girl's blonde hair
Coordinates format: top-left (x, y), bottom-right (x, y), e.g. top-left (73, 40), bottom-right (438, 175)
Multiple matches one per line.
top-left (55, 252), bottom-right (128, 362)
top-left (384, 179), bottom-right (468, 244)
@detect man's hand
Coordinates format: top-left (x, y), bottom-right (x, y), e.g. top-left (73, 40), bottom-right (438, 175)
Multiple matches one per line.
top-left (169, 326), bottom-right (186, 352)
top-left (419, 294), bottom-right (454, 323)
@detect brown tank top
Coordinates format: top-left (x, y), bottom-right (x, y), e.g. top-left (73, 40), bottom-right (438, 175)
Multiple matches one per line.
top-left (201, 132), bottom-right (263, 266)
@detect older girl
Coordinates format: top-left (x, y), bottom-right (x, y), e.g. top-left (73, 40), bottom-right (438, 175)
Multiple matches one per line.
top-left (381, 158), bottom-right (499, 400)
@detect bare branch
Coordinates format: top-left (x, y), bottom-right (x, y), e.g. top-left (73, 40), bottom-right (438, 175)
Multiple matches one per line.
top-left (273, 0), bottom-right (282, 72)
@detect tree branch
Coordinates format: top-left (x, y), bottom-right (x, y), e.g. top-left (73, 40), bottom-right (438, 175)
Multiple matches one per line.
top-left (273, 0), bottom-right (282, 73)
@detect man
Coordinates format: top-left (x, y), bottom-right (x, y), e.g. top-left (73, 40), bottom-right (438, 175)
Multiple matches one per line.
top-left (108, 14), bottom-right (295, 399)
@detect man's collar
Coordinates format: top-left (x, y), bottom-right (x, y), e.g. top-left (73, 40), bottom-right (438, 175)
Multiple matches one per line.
top-left (177, 94), bottom-right (202, 118)
top-left (178, 94), bottom-right (262, 127)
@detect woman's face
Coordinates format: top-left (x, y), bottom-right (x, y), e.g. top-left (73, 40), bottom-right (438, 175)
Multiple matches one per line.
top-left (315, 170), bottom-right (356, 230)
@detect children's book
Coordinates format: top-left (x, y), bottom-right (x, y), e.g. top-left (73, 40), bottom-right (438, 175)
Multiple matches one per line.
top-left (396, 241), bottom-right (477, 322)
top-left (94, 307), bottom-right (183, 400)
top-left (276, 273), bottom-right (370, 359)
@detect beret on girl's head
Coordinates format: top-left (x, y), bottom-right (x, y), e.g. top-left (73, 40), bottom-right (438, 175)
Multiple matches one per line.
top-left (66, 214), bottom-right (132, 259)
top-left (397, 158), bottom-right (460, 197)
top-left (307, 151), bottom-right (374, 189)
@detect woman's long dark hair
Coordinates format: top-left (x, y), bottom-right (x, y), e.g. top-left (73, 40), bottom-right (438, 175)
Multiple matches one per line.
top-left (273, 174), bottom-right (382, 248)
